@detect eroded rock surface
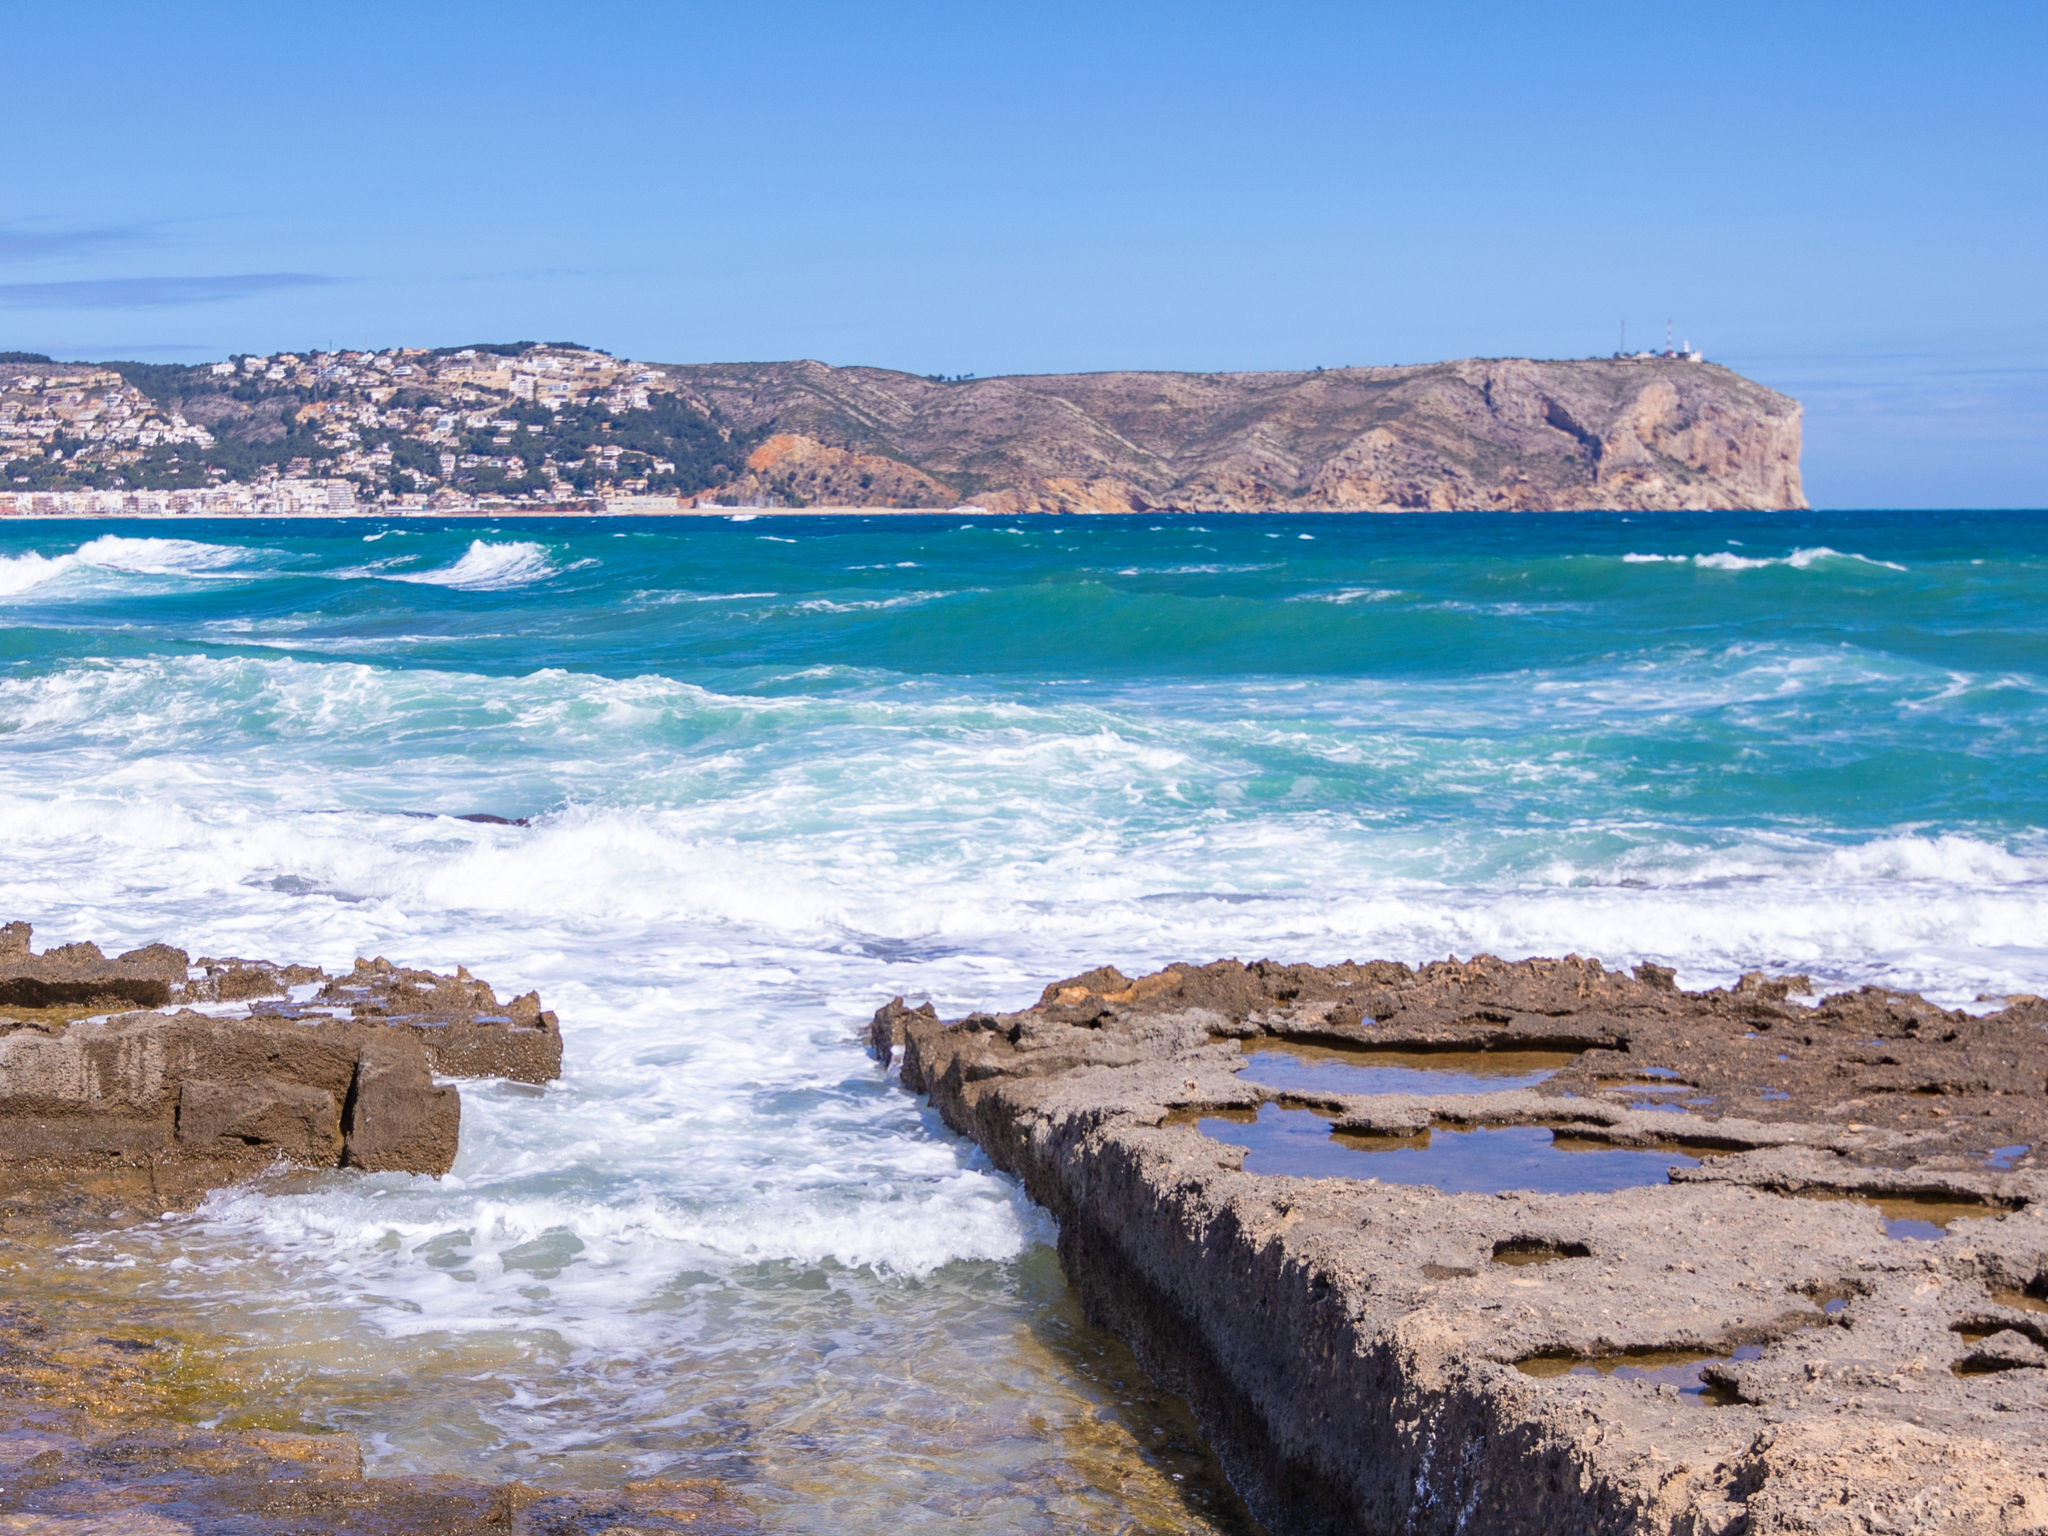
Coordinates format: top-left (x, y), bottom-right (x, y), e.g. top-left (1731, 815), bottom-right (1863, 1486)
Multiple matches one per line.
top-left (0, 924), bottom-right (564, 1206)
top-left (882, 956), bottom-right (2048, 1535)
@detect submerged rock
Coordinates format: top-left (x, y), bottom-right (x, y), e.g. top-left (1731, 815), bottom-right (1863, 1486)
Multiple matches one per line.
top-left (887, 955), bottom-right (2048, 1535)
top-left (0, 1296), bottom-right (756, 1535)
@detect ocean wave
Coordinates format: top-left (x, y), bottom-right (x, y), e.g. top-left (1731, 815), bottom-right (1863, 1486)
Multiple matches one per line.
top-left (1620, 547), bottom-right (1909, 573)
top-left (385, 540), bottom-right (558, 590)
top-left (74, 534), bottom-right (262, 577)
top-left (0, 535), bottom-right (266, 596)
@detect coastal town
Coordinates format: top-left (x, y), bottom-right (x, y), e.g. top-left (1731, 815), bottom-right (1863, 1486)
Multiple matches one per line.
top-left (0, 343), bottom-right (747, 515)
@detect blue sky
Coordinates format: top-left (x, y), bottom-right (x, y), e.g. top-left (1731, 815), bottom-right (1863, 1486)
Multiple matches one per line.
top-left (4, 1), bottom-right (2042, 507)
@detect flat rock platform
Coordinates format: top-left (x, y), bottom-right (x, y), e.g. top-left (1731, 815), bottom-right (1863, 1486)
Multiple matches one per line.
top-left (876, 956), bottom-right (2048, 1536)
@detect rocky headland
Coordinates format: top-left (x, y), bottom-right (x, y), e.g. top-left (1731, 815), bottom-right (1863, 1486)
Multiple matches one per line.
top-left (0, 922), bottom-right (756, 1534)
top-left (680, 356), bottom-right (1806, 514)
top-left (877, 956), bottom-right (2048, 1534)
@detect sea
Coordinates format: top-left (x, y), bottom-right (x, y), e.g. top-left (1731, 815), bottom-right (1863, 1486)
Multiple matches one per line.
top-left (1, 509), bottom-right (2043, 1531)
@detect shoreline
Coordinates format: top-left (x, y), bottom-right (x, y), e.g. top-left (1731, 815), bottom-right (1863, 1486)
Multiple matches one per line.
top-left (0, 505), bottom-right (1879, 523)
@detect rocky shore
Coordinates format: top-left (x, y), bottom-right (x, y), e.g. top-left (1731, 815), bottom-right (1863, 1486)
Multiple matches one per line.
top-left (877, 956), bottom-right (2048, 1535)
top-left (0, 922), bottom-right (562, 1213)
top-left (0, 921), bottom-right (753, 1534)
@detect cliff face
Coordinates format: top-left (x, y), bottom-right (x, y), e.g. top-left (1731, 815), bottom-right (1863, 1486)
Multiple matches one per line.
top-left (667, 356), bottom-right (1805, 513)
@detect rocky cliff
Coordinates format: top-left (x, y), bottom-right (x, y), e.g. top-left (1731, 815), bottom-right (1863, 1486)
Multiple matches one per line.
top-left (673, 356), bottom-right (1806, 513)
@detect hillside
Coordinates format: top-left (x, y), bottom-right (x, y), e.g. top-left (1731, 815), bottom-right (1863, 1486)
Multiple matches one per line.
top-left (0, 346), bottom-right (1804, 512)
top-left (668, 356), bottom-right (1804, 512)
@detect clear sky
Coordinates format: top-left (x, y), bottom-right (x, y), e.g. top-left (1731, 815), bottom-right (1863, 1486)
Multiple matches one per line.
top-left (4, 1), bottom-right (2042, 507)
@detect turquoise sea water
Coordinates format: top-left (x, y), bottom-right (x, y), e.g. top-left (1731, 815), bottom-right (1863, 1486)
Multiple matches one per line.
top-left (1, 509), bottom-right (2044, 1529)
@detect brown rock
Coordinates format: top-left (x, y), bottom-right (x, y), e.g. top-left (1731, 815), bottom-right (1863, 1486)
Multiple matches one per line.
top-left (0, 923), bottom-right (561, 1200)
top-left (340, 1033), bottom-right (459, 1174)
top-left (303, 956), bottom-right (563, 1084)
top-left (176, 1075), bottom-right (342, 1164)
top-left (0, 921), bottom-right (188, 1011)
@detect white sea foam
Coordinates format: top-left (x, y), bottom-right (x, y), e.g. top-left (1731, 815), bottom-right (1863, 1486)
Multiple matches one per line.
top-left (1111, 563), bottom-right (1280, 576)
top-left (788, 590), bottom-right (961, 614)
top-left (1288, 587), bottom-right (1402, 604)
top-left (386, 540), bottom-right (558, 590)
top-left (73, 534), bottom-right (260, 577)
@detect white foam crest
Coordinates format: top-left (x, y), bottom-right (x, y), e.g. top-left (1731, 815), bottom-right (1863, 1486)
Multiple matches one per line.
top-left (175, 1160), bottom-right (1046, 1326)
top-left (1287, 586), bottom-right (1402, 604)
top-left (1693, 546), bottom-right (1908, 573)
top-left (0, 549), bottom-right (76, 596)
top-left (387, 540), bottom-right (558, 590)
top-left (1111, 564), bottom-right (1280, 576)
top-left (72, 534), bottom-right (262, 577)
top-left (787, 590), bottom-right (960, 614)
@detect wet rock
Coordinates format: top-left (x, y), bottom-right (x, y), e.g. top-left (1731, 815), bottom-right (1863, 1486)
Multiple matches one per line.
top-left (890, 954), bottom-right (2048, 1536)
top-left (185, 956), bottom-right (325, 1003)
top-left (340, 1033), bottom-right (460, 1173)
top-left (175, 1075), bottom-right (343, 1164)
top-left (0, 1008), bottom-right (458, 1186)
top-left (866, 996), bottom-right (936, 1069)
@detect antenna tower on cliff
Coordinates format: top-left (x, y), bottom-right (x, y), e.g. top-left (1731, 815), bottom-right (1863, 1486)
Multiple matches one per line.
top-left (1666, 319), bottom-right (1673, 355)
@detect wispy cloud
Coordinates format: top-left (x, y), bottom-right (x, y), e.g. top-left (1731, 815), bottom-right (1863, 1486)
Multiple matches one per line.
top-left (0, 223), bottom-right (156, 260)
top-left (0, 273), bottom-right (334, 309)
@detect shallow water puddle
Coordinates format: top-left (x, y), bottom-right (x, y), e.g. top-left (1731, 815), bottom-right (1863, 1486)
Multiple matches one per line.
top-left (1594, 1075), bottom-right (1716, 1113)
top-left (1192, 1104), bottom-right (1699, 1193)
top-left (1234, 1040), bottom-right (1578, 1097)
top-left (1789, 1189), bottom-right (2012, 1241)
top-left (1991, 1286), bottom-right (2048, 1313)
top-left (1516, 1345), bottom-right (1763, 1405)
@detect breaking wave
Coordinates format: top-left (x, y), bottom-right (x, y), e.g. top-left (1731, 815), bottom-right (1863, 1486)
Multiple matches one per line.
top-left (386, 539), bottom-right (558, 590)
top-left (0, 535), bottom-right (265, 596)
